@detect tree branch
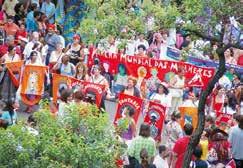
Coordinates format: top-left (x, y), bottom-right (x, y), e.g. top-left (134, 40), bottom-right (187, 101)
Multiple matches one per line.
top-left (185, 28), bottom-right (222, 43)
top-left (182, 46), bottom-right (226, 167)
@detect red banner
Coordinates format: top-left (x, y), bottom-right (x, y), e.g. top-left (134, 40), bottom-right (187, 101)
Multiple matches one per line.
top-left (114, 93), bottom-right (143, 125)
top-left (20, 65), bottom-right (47, 106)
top-left (144, 101), bottom-right (166, 141)
top-left (215, 112), bottom-right (234, 127)
top-left (90, 53), bottom-right (215, 90)
top-left (52, 74), bottom-right (105, 107)
top-left (226, 159), bottom-right (236, 168)
top-left (5, 61), bottom-right (23, 87)
top-left (82, 81), bottom-right (105, 107)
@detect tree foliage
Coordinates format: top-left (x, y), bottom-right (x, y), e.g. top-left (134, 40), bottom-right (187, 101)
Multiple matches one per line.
top-left (79, 0), bottom-right (180, 44)
top-left (0, 102), bottom-right (124, 168)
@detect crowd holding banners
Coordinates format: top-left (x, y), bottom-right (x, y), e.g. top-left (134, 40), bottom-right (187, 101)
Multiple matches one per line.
top-left (0, 1), bottom-right (242, 167)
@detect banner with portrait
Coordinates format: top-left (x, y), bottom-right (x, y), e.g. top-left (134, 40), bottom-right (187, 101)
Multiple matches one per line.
top-left (52, 73), bottom-right (71, 103)
top-left (89, 53), bottom-right (215, 90)
top-left (114, 93), bottom-right (143, 125)
top-left (82, 81), bottom-right (105, 108)
top-left (52, 74), bottom-right (105, 107)
top-left (5, 61), bottom-right (23, 87)
top-left (20, 65), bottom-right (47, 106)
top-left (144, 101), bottom-right (166, 141)
top-left (179, 107), bottom-right (198, 129)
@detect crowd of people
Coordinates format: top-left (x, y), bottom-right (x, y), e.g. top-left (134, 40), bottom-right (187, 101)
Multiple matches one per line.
top-left (0, 0), bottom-right (242, 168)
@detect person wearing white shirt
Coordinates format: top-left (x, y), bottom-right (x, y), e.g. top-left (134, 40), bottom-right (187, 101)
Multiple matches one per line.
top-left (23, 32), bottom-right (41, 59)
top-left (153, 145), bottom-right (169, 168)
top-left (25, 51), bottom-right (43, 66)
top-left (150, 82), bottom-right (172, 115)
top-left (181, 92), bottom-right (199, 108)
top-left (135, 33), bottom-right (149, 54)
top-left (125, 38), bottom-right (136, 56)
top-left (49, 43), bottom-right (64, 64)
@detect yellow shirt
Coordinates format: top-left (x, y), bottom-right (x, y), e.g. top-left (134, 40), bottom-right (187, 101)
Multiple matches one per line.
top-left (200, 140), bottom-right (208, 160)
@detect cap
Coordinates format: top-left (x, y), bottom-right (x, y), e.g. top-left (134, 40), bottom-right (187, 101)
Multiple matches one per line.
top-left (73, 34), bottom-right (80, 40)
top-left (48, 24), bottom-right (56, 30)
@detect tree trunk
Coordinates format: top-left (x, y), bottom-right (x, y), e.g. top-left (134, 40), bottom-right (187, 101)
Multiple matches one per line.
top-left (182, 47), bottom-right (226, 167)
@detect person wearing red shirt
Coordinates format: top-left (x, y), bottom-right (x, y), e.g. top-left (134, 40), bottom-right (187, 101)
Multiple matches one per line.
top-left (172, 123), bottom-right (194, 168)
top-left (15, 23), bottom-right (27, 43)
top-left (4, 16), bottom-right (19, 36)
top-left (0, 35), bottom-right (15, 57)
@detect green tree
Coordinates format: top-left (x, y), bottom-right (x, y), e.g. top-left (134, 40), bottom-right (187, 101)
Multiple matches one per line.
top-left (0, 102), bottom-right (124, 168)
top-left (178, 0), bottom-right (242, 167)
top-left (78, 0), bottom-right (179, 44)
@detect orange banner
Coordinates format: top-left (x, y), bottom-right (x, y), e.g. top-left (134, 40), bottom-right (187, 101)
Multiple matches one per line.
top-left (179, 107), bottom-right (198, 129)
top-left (52, 73), bottom-right (71, 103)
top-left (5, 61), bottom-right (24, 87)
top-left (20, 65), bottom-right (47, 106)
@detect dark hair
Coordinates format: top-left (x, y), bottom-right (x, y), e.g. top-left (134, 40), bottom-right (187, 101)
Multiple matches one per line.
top-left (139, 123), bottom-right (151, 138)
top-left (158, 145), bottom-right (166, 154)
top-left (239, 115), bottom-right (243, 130)
top-left (233, 113), bottom-right (240, 123)
top-left (171, 111), bottom-right (181, 121)
top-left (30, 3), bottom-right (38, 11)
top-left (27, 115), bottom-right (37, 127)
top-left (60, 89), bottom-right (72, 103)
top-left (34, 11), bottom-right (41, 18)
top-left (14, 3), bottom-right (24, 14)
top-left (193, 146), bottom-right (203, 158)
top-left (73, 91), bottom-right (84, 101)
top-left (126, 106), bottom-right (135, 117)
top-left (0, 119), bottom-right (8, 129)
top-left (184, 123), bottom-right (193, 136)
top-left (3, 100), bottom-right (15, 125)
top-left (30, 51), bottom-right (38, 58)
top-left (137, 44), bottom-right (146, 51)
top-left (117, 63), bottom-right (127, 75)
top-left (156, 83), bottom-right (169, 95)
top-left (8, 45), bottom-right (15, 52)
top-left (226, 92), bottom-right (237, 110)
top-left (229, 47), bottom-right (234, 57)
top-left (7, 16), bottom-right (14, 20)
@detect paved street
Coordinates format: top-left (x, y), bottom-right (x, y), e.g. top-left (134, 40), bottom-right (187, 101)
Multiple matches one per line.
top-left (17, 100), bottom-right (144, 128)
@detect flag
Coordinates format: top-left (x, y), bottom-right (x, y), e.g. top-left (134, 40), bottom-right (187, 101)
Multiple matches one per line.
top-left (114, 93), bottom-right (143, 125)
top-left (20, 65), bottom-right (47, 106)
top-left (5, 61), bottom-right (23, 87)
top-left (89, 53), bottom-right (215, 90)
top-left (179, 107), bottom-right (198, 129)
top-left (144, 101), bottom-right (166, 141)
top-left (82, 81), bottom-right (105, 107)
top-left (226, 159), bottom-right (236, 168)
top-left (215, 112), bottom-right (234, 127)
top-left (52, 73), bottom-right (71, 103)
